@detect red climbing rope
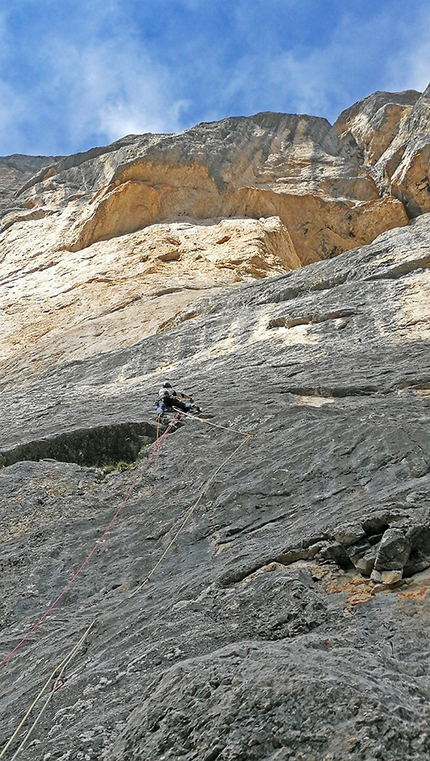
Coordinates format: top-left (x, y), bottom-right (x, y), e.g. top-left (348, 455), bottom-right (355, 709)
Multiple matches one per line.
top-left (0, 414), bottom-right (180, 669)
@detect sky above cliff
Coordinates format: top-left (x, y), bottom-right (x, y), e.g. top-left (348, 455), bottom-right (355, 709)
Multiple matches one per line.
top-left (0, 0), bottom-right (429, 156)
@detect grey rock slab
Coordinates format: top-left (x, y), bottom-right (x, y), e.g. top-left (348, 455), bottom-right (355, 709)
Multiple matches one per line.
top-left (209, 565), bottom-right (328, 641)
top-left (0, 153), bottom-right (62, 215)
top-left (109, 641), bottom-right (430, 761)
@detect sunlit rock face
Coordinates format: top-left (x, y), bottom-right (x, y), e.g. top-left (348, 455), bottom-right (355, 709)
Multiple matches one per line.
top-left (0, 102), bottom-right (420, 384)
top-left (0, 214), bottom-right (300, 386)
top-left (335, 86), bottom-right (430, 217)
top-left (56, 113), bottom-right (406, 262)
top-left (0, 112), bottom-right (408, 262)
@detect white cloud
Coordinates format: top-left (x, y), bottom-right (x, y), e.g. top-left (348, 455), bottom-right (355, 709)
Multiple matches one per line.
top-left (51, 38), bottom-right (187, 142)
top-left (0, 2), bottom-right (187, 154)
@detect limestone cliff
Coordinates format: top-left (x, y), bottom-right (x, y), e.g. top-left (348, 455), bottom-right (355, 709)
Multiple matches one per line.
top-left (0, 90), bottom-right (429, 761)
top-left (335, 86), bottom-right (430, 217)
top-left (3, 90), bottom-right (430, 386)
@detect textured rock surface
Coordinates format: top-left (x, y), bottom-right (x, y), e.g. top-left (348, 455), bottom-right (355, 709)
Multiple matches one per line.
top-left (0, 214), bottom-right (300, 386)
top-left (0, 114), bottom-right (407, 262)
top-left (0, 90), bottom-right (430, 760)
top-left (0, 154), bottom-right (60, 216)
top-left (0, 206), bottom-right (429, 760)
top-left (335, 86), bottom-right (430, 218)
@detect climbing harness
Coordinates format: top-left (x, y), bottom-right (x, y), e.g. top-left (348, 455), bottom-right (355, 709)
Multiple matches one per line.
top-left (0, 620), bottom-right (96, 760)
top-left (0, 414), bottom-right (180, 670)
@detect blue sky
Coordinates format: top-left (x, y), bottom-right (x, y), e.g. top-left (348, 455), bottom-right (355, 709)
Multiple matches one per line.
top-left (0, 0), bottom-right (429, 156)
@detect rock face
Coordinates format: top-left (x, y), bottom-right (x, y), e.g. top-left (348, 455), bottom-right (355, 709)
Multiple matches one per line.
top-left (335, 86), bottom-right (430, 217)
top-left (3, 90), bottom-right (430, 387)
top-left (0, 154), bottom-right (60, 216)
top-left (0, 91), bottom-right (430, 761)
top-left (0, 214), bottom-right (301, 388)
top-left (0, 114), bottom-right (407, 261)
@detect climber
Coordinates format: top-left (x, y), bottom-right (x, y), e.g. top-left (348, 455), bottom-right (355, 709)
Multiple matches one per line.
top-left (156, 382), bottom-right (200, 417)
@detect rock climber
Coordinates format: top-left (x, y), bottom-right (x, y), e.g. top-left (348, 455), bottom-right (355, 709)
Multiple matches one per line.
top-left (156, 382), bottom-right (199, 417)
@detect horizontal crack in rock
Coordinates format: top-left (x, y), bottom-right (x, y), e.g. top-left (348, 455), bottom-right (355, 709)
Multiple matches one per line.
top-left (268, 309), bottom-right (356, 329)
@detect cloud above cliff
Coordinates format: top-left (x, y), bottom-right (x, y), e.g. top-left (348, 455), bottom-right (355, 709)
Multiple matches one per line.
top-left (0, 0), bottom-right (429, 155)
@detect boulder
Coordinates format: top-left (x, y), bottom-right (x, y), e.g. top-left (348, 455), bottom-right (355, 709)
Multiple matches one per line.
top-left (380, 570), bottom-right (404, 587)
top-left (347, 539), bottom-right (372, 566)
top-left (353, 546), bottom-right (378, 577)
top-left (333, 521), bottom-right (366, 547)
top-left (404, 525), bottom-right (430, 575)
top-left (319, 542), bottom-right (352, 568)
top-left (374, 529), bottom-right (412, 572)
